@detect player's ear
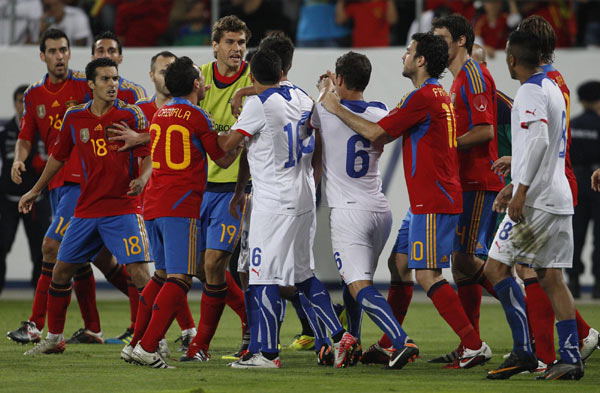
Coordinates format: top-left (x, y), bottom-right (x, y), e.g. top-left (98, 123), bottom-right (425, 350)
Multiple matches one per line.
top-left (458, 35), bottom-right (467, 49)
top-left (250, 72), bottom-right (255, 83)
top-left (87, 79), bottom-right (95, 90)
top-left (40, 51), bottom-right (45, 63)
top-left (336, 74), bottom-right (343, 88)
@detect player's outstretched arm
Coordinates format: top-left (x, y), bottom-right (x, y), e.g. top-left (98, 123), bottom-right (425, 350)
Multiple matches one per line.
top-left (108, 121), bottom-right (151, 152)
top-left (128, 156), bottom-right (152, 196)
top-left (18, 155), bottom-right (64, 214)
top-left (592, 168), bottom-right (600, 192)
top-left (231, 86), bottom-right (256, 118)
top-left (217, 129), bottom-right (246, 154)
top-left (230, 147), bottom-right (250, 220)
top-left (456, 124), bottom-right (494, 150)
top-left (492, 183), bottom-right (514, 213)
top-left (312, 129), bottom-right (323, 185)
top-left (492, 155), bottom-right (512, 176)
top-left (11, 139), bottom-right (32, 184)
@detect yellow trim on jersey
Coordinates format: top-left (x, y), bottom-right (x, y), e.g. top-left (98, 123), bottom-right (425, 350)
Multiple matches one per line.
top-left (119, 101), bottom-right (147, 130)
top-left (120, 79), bottom-right (147, 101)
top-left (136, 214), bottom-right (151, 261)
top-left (426, 214), bottom-right (431, 269)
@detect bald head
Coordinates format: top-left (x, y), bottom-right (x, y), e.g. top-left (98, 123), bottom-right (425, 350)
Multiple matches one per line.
top-left (471, 43), bottom-right (486, 66)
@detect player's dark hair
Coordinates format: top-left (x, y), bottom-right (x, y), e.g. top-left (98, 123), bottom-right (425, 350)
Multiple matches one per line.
top-left (432, 14), bottom-right (474, 55)
top-left (412, 32), bottom-right (449, 80)
top-left (250, 49), bottom-right (281, 85)
top-left (150, 51), bottom-right (177, 72)
top-left (518, 15), bottom-right (556, 64)
top-left (39, 28), bottom-right (70, 53)
top-left (245, 48), bottom-right (258, 62)
top-left (211, 15), bottom-right (252, 44)
top-left (13, 84), bottom-right (28, 102)
top-left (165, 56), bottom-right (200, 97)
top-left (92, 31), bottom-right (122, 55)
top-left (258, 32), bottom-right (294, 75)
top-left (335, 51), bottom-right (371, 92)
top-left (507, 30), bottom-right (541, 69)
top-left (85, 58), bottom-right (118, 82)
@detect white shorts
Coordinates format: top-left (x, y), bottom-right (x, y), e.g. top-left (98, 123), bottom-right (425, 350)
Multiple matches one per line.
top-left (488, 206), bottom-right (573, 270)
top-left (330, 208), bottom-right (393, 285)
top-left (248, 209), bottom-right (315, 286)
top-left (237, 194), bottom-right (252, 273)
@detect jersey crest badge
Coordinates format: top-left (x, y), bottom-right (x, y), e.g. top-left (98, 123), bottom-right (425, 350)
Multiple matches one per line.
top-left (451, 93), bottom-right (456, 106)
top-left (473, 94), bottom-right (488, 112)
top-left (80, 128), bottom-right (90, 143)
top-left (36, 104), bottom-right (46, 119)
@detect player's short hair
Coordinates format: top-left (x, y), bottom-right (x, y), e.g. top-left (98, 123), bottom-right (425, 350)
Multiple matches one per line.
top-left (165, 56), bottom-right (200, 97)
top-left (245, 48), bottom-right (258, 62)
top-left (335, 51), bottom-right (371, 92)
top-left (150, 51), bottom-right (177, 72)
top-left (432, 14), bottom-right (474, 55)
top-left (412, 32), bottom-right (449, 80)
top-left (39, 28), bottom-right (70, 53)
top-left (518, 15), bottom-right (556, 65)
top-left (258, 32), bottom-right (294, 75)
top-left (507, 30), bottom-right (541, 69)
top-left (13, 84), bottom-right (28, 102)
top-left (577, 80), bottom-right (600, 102)
top-left (85, 58), bottom-right (118, 82)
top-left (92, 31), bottom-right (122, 55)
top-left (211, 15), bottom-right (252, 44)
top-left (250, 49), bottom-right (281, 85)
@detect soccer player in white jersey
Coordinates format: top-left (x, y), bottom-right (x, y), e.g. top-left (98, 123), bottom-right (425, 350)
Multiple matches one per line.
top-left (218, 49), bottom-right (355, 369)
top-left (312, 51), bottom-right (418, 370)
top-left (485, 30), bottom-right (583, 381)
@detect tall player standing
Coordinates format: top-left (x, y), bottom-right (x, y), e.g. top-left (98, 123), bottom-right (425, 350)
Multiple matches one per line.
top-left (321, 32), bottom-right (491, 369)
top-left (184, 15), bottom-right (250, 361)
top-left (19, 57), bottom-right (152, 355)
top-left (431, 15), bottom-right (503, 365)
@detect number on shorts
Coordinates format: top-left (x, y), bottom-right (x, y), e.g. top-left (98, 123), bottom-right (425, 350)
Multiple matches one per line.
top-left (455, 225), bottom-right (466, 245)
top-left (54, 216), bottom-right (69, 237)
top-left (412, 241), bottom-right (423, 261)
top-left (498, 222), bottom-right (513, 240)
top-left (334, 251), bottom-right (342, 270)
top-left (220, 224), bottom-right (237, 244)
top-left (122, 236), bottom-right (142, 256)
top-left (251, 248), bottom-right (262, 266)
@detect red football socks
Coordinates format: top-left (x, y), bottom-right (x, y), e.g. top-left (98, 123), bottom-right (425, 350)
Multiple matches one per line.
top-left (576, 309), bottom-right (591, 345)
top-left (130, 274), bottom-right (164, 348)
top-left (187, 281), bottom-right (227, 357)
top-left (523, 278), bottom-right (556, 364)
top-left (378, 281), bottom-right (414, 348)
top-left (456, 279), bottom-right (482, 335)
top-left (225, 271), bottom-right (247, 332)
top-left (73, 264), bottom-right (101, 333)
top-left (428, 280), bottom-right (482, 350)
top-left (175, 295), bottom-right (195, 331)
top-left (28, 261), bottom-right (54, 329)
top-left (47, 281), bottom-right (72, 335)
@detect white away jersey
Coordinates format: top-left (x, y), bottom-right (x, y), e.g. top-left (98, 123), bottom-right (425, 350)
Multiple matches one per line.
top-left (511, 73), bottom-right (573, 214)
top-left (312, 100), bottom-right (390, 211)
top-left (232, 84), bottom-right (315, 215)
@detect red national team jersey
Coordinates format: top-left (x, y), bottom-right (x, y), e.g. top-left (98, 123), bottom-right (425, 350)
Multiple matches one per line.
top-left (118, 76), bottom-right (147, 104)
top-left (143, 97), bottom-right (225, 220)
top-left (543, 64), bottom-right (578, 206)
top-left (378, 78), bottom-right (462, 215)
top-left (19, 69), bottom-right (91, 190)
top-left (53, 99), bottom-right (149, 218)
top-left (134, 95), bottom-right (158, 204)
top-left (450, 59), bottom-right (504, 192)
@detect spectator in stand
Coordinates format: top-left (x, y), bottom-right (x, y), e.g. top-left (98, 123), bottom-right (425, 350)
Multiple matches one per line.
top-left (405, 5), bottom-right (451, 46)
top-left (30, 0), bottom-right (93, 46)
top-left (474, 0), bottom-right (521, 59)
top-left (521, 1), bottom-right (576, 47)
top-left (335, 0), bottom-right (398, 47)
top-left (296, 0), bottom-right (350, 47)
top-left (114, 0), bottom-right (174, 47)
top-left (222, 0), bottom-right (291, 47)
top-left (0, 0), bottom-right (42, 45)
top-left (426, 0), bottom-right (476, 22)
top-left (171, 0), bottom-right (211, 46)
top-left (577, 0), bottom-right (600, 46)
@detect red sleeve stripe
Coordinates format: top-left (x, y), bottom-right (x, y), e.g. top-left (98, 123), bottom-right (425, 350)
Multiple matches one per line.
top-left (236, 129), bottom-right (252, 137)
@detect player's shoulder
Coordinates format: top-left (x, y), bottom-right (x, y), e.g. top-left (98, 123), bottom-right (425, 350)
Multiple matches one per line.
top-left (341, 99), bottom-right (387, 115)
top-left (135, 95), bottom-right (155, 106)
top-left (460, 59), bottom-right (492, 94)
top-left (497, 90), bottom-right (513, 107)
top-left (119, 77), bottom-right (146, 97)
top-left (117, 99), bottom-right (146, 122)
top-left (69, 69), bottom-right (87, 82)
top-left (24, 77), bottom-right (46, 99)
top-left (63, 102), bottom-right (89, 121)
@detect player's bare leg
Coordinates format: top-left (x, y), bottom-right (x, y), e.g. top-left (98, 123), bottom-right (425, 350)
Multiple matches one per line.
top-left (126, 262), bottom-right (151, 288)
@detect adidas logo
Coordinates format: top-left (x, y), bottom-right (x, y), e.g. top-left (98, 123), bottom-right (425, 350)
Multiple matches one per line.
top-left (94, 124), bottom-right (103, 131)
top-left (440, 255), bottom-right (448, 263)
top-left (152, 304), bottom-right (160, 311)
top-left (477, 242), bottom-right (483, 249)
top-left (51, 100), bottom-right (60, 108)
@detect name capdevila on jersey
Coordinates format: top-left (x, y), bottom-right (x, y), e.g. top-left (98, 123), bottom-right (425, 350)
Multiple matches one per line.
top-left (157, 107), bottom-right (191, 120)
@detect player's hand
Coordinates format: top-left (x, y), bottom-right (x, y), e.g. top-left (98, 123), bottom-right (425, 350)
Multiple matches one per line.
top-left (316, 73), bottom-right (333, 94)
top-left (592, 168), bottom-right (600, 192)
top-left (127, 177), bottom-right (145, 196)
top-left (492, 156), bottom-right (512, 177)
top-left (492, 183), bottom-right (513, 213)
top-left (11, 160), bottom-right (26, 184)
top-left (229, 192), bottom-right (245, 220)
top-left (108, 121), bottom-right (139, 152)
top-left (507, 188), bottom-right (526, 223)
top-left (231, 89), bottom-right (244, 118)
top-left (18, 189), bottom-right (40, 214)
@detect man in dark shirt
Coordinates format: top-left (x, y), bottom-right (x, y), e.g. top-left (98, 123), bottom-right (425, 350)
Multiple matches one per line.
top-left (0, 85), bottom-right (51, 293)
top-left (569, 80), bottom-right (600, 298)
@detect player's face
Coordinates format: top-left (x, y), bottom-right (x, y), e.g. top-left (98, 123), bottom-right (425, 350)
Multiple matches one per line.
top-left (92, 39), bottom-right (123, 64)
top-left (91, 66), bottom-right (119, 103)
top-left (213, 31), bottom-right (247, 70)
top-left (151, 55), bottom-right (176, 96)
top-left (14, 93), bottom-right (25, 119)
top-left (195, 65), bottom-right (207, 101)
top-left (402, 40), bottom-right (418, 78)
top-left (40, 38), bottom-right (70, 79)
top-left (433, 27), bottom-right (457, 64)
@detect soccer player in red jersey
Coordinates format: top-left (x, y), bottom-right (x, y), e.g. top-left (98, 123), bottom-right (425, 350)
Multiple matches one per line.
top-left (19, 57), bottom-right (152, 355)
top-left (6, 29), bottom-right (110, 346)
top-left (322, 32), bottom-right (491, 369)
top-left (431, 15), bottom-right (503, 365)
top-left (123, 56), bottom-right (238, 368)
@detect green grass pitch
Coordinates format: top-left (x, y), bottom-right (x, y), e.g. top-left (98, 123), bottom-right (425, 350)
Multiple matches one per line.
top-left (0, 297), bottom-right (598, 393)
